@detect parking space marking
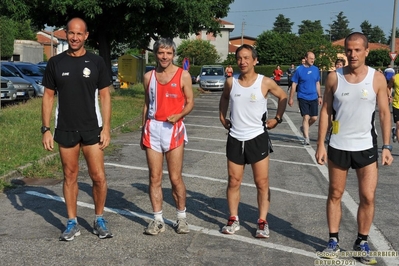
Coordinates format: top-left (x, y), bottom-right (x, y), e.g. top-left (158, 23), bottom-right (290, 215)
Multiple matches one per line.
top-left (104, 163), bottom-right (327, 200)
top-left (25, 190), bottom-right (317, 259)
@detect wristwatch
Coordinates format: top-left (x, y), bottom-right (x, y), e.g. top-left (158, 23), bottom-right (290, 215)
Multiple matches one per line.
top-left (381, 144), bottom-right (393, 151)
top-left (41, 126), bottom-right (51, 134)
top-left (274, 116), bottom-right (283, 124)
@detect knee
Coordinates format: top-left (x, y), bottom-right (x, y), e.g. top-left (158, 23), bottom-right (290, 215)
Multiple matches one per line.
top-left (359, 193), bottom-right (375, 206)
top-left (227, 175), bottom-right (242, 189)
top-left (254, 178), bottom-right (268, 190)
top-left (328, 188), bottom-right (344, 202)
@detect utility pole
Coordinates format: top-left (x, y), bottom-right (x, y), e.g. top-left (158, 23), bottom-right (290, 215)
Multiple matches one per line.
top-left (390, 0), bottom-right (398, 67)
top-left (241, 20), bottom-right (246, 45)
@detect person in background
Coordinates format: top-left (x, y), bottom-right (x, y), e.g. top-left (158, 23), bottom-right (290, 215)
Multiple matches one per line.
top-left (225, 65), bottom-right (233, 77)
top-left (273, 65), bottom-right (283, 86)
top-left (286, 63), bottom-right (296, 91)
top-left (288, 52), bottom-right (322, 145)
top-left (384, 64), bottom-right (395, 84)
top-left (41, 17), bottom-right (113, 241)
top-left (315, 32), bottom-right (393, 265)
top-left (388, 73), bottom-right (399, 143)
top-left (219, 44), bottom-right (287, 239)
top-left (141, 38), bottom-right (194, 235)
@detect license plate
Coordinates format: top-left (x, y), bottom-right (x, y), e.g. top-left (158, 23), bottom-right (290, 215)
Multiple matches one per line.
top-left (17, 92), bottom-right (25, 96)
top-left (1, 93), bottom-right (4, 97)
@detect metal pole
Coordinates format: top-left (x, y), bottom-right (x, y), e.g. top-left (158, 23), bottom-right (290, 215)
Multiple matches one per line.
top-left (390, 0), bottom-right (398, 67)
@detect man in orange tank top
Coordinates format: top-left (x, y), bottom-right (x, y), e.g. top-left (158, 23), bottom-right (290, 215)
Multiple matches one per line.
top-left (141, 38), bottom-right (194, 235)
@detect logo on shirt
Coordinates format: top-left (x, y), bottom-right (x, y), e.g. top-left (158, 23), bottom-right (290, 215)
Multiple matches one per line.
top-left (341, 92), bottom-right (349, 96)
top-left (83, 67), bottom-right (91, 78)
top-left (234, 94), bottom-right (241, 97)
top-left (307, 71), bottom-right (312, 74)
top-left (166, 92), bottom-right (178, 98)
top-left (250, 93), bottom-right (257, 102)
top-left (62, 72), bottom-right (69, 76)
top-left (361, 89), bottom-right (369, 99)
top-left (171, 83), bottom-right (177, 87)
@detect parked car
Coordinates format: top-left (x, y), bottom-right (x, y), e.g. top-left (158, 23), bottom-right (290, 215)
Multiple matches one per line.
top-left (1, 77), bottom-right (17, 103)
top-left (198, 65), bottom-right (225, 91)
top-left (2, 62), bottom-right (45, 96)
top-left (1, 66), bottom-right (34, 100)
top-left (271, 73), bottom-right (289, 86)
top-left (111, 66), bottom-right (120, 89)
top-left (145, 66), bottom-right (155, 73)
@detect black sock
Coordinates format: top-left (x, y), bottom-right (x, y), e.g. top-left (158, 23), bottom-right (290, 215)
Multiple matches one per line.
top-left (329, 232), bottom-right (339, 242)
top-left (355, 233), bottom-right (368, 244)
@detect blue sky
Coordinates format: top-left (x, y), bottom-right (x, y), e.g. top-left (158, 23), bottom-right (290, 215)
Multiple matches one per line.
top-left (224, 0), bottom-right (398, 39)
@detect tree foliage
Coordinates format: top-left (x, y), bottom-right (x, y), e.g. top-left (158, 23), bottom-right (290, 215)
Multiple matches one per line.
top-left (298, 20), bottom-right (323, 35)
top-left (328, 11), bottom-right (353, 41)
top-left (367, 49), bottom-right (392, 67)
top-left (0, 17), bottom-right (16, 58)
top-left (361, 21), bottom-right (386, 43)
top-left (9, 0), bottom-right (233, 78)
top-left (272, 14), bottom-right (293, 34)
top-left (176, 39), bottom-right (220, 66)
top-left (256, 31), bottom-right (299, 65)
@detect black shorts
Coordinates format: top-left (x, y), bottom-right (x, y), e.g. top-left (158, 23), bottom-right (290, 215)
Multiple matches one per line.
top-left (54, 127), bottom-right (102, 147)
top-left (393, 107), bottom-right (399, 123)
top-left (226, 131), bottom-right (273, 165)
top-left (298, 98), bottom-right (319, 117)
top-left (327, 145), bottom-right (378, 169)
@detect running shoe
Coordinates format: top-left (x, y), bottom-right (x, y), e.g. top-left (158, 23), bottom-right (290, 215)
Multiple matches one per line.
top-left (93, 217), bottom-right (114, 239)
top-left (392, 127), bottom-right (397, 143)
top-left (303, 138), bottom-right (310, 145)
top-left (59, 219), bottom-right (81, 241)
top-left (173, 218), bottom-right (190, 234)
top-left (255, 220), bottom-right (269, 238)
top-left (353, 240), bottom-right (377, 265)
top-left (319, 238), bottom-right (340, 259)
top-left (144, 220), bottom-right (165, 235)
top-left (221, 216), bottom-right (240, 234)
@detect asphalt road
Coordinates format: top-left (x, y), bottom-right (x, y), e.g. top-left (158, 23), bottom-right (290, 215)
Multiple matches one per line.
top-left (1, 86), bottom-right (398, 266)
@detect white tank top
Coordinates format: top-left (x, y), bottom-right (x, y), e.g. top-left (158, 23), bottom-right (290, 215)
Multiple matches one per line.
top-left (229, 74), bottom-right (267, 141)
top-left (329, 67), bottom-right (377, 151)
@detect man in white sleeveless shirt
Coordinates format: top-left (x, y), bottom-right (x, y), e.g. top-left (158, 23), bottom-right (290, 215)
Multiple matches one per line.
top-left (219, 44), bottom-right (287, 238)
top-left (315, 32), bottom-right (393, 265)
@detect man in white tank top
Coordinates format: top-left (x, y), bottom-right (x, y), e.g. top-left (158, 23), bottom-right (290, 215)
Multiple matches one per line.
top-left (219, 44), bottom-right (287, 238)
top-left (315, 32), bottom-right (393, 264)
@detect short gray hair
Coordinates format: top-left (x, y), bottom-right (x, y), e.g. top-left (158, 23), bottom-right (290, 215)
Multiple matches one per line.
top-left (153, 38), bottom-right (176, 55)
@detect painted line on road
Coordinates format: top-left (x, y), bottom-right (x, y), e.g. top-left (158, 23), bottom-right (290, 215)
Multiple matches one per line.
top-left (25, 190), bottom-right (317, 259)
top-left (269, 98), bottom-right (399, 265)
top-left (124, 144), bottom-right (318, 167)
top-left (104, 163), bottom-right (327, 200)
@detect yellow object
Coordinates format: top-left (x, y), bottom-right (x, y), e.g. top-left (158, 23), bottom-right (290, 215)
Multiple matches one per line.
top-left (117, 54), bottom-right (144, 88)
top-left (331, 120), bottom-right (339, 134)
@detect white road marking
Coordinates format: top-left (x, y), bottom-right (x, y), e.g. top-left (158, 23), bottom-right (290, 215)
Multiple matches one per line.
top-left (104, 163), bottom-right (327, 200)
top-left (25, 190), bottom-right (317, 259)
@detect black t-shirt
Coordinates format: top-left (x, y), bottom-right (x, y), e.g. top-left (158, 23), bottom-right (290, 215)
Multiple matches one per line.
top-left (42, 51), bottom-right (111, 131)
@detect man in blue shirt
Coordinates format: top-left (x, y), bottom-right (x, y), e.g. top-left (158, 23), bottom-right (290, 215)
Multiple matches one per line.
top-left (288, 52), bottom-right (322, 145)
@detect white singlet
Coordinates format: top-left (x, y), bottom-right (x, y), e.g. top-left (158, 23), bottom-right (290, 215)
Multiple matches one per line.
top-left (329, 67), bottom-right (377, 151)
top-left (229, 74), bottom-right (267, 141)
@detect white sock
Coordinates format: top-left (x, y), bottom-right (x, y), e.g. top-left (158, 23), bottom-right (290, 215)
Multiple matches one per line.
top-left (154, 210), bottom-right (164, 222)
top-left (177, 207), bottom-right (186, 219)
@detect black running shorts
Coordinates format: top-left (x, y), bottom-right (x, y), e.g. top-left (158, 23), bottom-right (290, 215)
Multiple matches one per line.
top-left (54, 127), bottom-right (102, 147)
top-left (327, 145), bottom-right (378, 169)
top-left (226, 131), bottom-right (273, 165)
top-left (298, 98), bottom-right (319, 117)
top-left (392, 106), bottom-right (399, 123)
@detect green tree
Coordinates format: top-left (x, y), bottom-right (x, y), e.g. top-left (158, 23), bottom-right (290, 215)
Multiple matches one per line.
top-left (272, 14), bottom-right (294, 34)
top-left (366, 49), bottom-right (391, 67)
top-left (360, 20), bottom-right (373, 40)
top-left (223, 53), bottom-right (236, 66)
top-left (298, 20), bottom-right (323, 35)
top-left (176, 39), bottom-right (220, 65)
top-left (6, 0), bottom-right (233, 78)
top-left (387, 28), bottom-right (399, 45)
top-left (328, 11), bottom-right (352, 41)
top-left (15, 19), bottom-right (37, 40)
top-left (370, 26), bottom-right (387, 43)
top-left (0, 17), bottom-right (16, 59)
top-left (256, 31), bottom-right (298, 65)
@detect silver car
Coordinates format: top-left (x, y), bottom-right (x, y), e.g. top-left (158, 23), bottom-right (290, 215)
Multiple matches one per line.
top-left (1, 66), bottom-right (34, 100)
top-left (199, 65), bottom-right (225, 91)
top-left (1, 77), bottom-right (17, 103)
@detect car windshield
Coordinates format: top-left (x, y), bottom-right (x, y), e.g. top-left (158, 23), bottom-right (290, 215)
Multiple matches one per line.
top-left (201, 68), bottom-right (224, 76)
top-left (15, 64), bottom-right (45, 76)
top-left (1, 66), bottom-right (18, 77)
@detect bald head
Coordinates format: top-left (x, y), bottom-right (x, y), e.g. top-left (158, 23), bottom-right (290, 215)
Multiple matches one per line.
top-left (66, 17), bottom-right (88, 32)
